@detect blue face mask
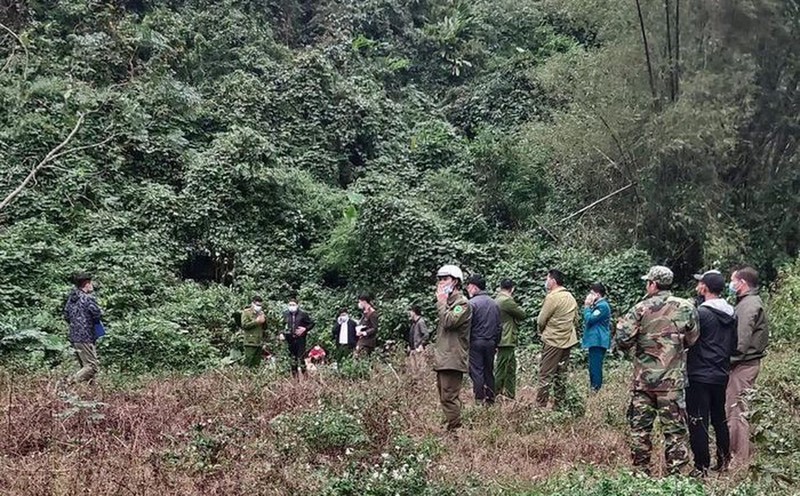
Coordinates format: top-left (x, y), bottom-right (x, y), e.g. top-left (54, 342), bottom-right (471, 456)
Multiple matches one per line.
top-left (443, 285), bottom-right (453, 295)
top-left (728, 281), bottom-right (738, 295)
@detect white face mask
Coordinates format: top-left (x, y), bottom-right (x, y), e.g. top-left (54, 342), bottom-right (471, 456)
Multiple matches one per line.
top-left (253, 304), bottom-right (262, 312)
top-left (288, 304), bottom-right (298, 313)
top-left (338, 315), bottom-right (348, 324)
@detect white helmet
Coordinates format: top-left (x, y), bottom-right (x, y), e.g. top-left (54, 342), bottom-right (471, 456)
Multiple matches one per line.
top-left (436, 264), bottom-right (464, 282)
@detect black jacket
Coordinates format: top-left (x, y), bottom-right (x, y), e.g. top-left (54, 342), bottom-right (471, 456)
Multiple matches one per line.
top-left (283, 309), bottom-right (315, 341)
top-left (687, 298), bottom-right (738, 385)
top-left (332, 318), bottom-right (358, 347)
top-left (468, 291), bottom-right (502, 345)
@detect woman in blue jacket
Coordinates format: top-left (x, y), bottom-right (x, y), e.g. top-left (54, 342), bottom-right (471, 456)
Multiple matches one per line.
top-left (581, 282), bottom-right (611, 392)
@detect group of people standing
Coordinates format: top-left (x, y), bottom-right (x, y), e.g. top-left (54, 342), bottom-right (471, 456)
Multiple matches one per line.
top-left (62, 261), bottom-right (769, 478)
top-left (431, 263), bottom-right (769, 477)
top-left (239, 294), bottom-right (380, 375)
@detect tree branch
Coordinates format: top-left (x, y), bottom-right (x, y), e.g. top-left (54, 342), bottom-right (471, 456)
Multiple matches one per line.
top-left (554, 183), bottom-right (635, 226)
top-left (0, 21), bottom-right (29, 82)
top-left (0, 114), bottom-right (105, 213)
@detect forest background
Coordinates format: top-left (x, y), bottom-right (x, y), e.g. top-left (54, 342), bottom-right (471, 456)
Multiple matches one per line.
top-left (0, 0), bottom-right (798, 494)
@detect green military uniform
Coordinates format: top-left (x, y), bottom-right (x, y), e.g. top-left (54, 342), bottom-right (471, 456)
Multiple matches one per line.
top-left (495, 292), bottom-right (525, 399)
top-left (433, 290), bottom-right (472, 431)
top-left (616, 266), bottom-right (699, 475)
top-left (241, 307), bottom-right (266, 368)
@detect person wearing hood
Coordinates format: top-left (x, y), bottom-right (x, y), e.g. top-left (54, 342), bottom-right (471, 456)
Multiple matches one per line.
top-left (63, 272), bottom-right (103, 383)
top-left (687, 270), bottom-right (738, 476)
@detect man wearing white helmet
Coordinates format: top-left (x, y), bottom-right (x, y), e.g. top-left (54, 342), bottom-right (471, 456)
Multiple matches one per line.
top-left (433, 264), bottom-right (472, 433)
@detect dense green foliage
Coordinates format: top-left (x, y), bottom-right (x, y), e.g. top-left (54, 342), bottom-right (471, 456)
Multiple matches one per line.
top-left (1, 0), bottom-right (799, 372)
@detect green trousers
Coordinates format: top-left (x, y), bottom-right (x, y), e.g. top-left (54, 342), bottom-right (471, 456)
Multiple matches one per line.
top-left (494, 347), bottom-right (517, 399)
top-left (243, 345), bottom-right (262, 368)
top-left (436, 370), bottom-right (464, 431)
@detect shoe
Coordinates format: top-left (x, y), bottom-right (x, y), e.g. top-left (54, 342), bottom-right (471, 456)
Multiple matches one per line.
top-left (689, 467), bottom-right (708, 478)
top-left (711, 456), bottom-right (730, 472)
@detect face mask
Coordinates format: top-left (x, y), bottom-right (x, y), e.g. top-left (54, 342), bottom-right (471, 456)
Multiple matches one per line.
top-left (728, 282), bottom-right (738, 295)
top-left (288, 304), bottom-right (298, 313)
top-left (443, 284), bottom-right (453, 295)
top-left (253, 304), bottom-right (262, 313)
top-left (338, 315), bottom-right (348, 324)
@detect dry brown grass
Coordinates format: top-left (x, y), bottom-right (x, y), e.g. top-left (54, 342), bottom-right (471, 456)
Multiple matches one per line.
top-left (0, 354), bottom-right (770, 495)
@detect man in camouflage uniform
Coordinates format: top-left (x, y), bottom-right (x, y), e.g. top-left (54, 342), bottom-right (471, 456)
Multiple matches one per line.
top-left (616, 266), bottom-right (699, 475)
top-left (433, 264), bottom-right (472, 433)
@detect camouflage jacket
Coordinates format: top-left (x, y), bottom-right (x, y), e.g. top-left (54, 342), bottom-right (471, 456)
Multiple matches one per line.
top-left (616, 291), bottom-right (699, 392)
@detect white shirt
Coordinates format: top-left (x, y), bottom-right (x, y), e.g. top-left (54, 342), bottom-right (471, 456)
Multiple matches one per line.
top-left (338, 321), bottom-right (349, 344)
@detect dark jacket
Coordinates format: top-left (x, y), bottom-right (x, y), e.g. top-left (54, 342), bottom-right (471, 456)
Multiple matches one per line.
top-left (332, 318), bottom-right (358, 348)
top-left (357, 310), bottom-right (379, 349)
top-left (63, 288), bottom-right (102, 344)
top-left (283, 309), bottom-right (315, 341)
top-left (688, 298), bottom-right (738, 385)
top-left (408, 316), bottom-right (430, 349)
top-left (468, 291), bottom-right (502, 346)
top-left (733, 290), bottom-right (769, 364)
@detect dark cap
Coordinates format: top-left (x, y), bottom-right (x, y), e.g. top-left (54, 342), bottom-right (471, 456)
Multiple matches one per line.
top-left (694, 270), bottom-right (725, 294)
top-left (465, 274), bottom-right (486, 290)
top-left (252, 295), bottom-right (263, 303)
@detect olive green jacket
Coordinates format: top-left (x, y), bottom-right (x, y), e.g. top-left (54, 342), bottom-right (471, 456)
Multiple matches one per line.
top-left (496, 293), bottom-right (525, 347)
top-left (241, 307), bottom-right (266, 347)
top-left (433, 290), bottom-right (472, 372)
top-left (537, 287), bottom-right (578, 349)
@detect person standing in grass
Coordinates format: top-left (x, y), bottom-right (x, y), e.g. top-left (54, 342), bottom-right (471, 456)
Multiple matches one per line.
top-left (282, 297), bottom-right (315, 378)
top-left (406, 304), bottom-right (430, 374)
top-left (355, 294), bottom-right (378, 357)
top-left (63, 272), bottom-right (103, 384)
top-left (240, 295), bottom-right (267, 368)
top-left (616, 266), bottom-right (699, 476)
top-left (581, 282), bottom-right (611, 392)
top-left (726, 266), bottom-right (769, 466)
top-left (536, 269), bottom-right (578, 408)
top-left (686, 270), bottom-right (737, 477)
top-left (494, 278), bottom-right (525, 400)
top-left (433, 264), bottom-right (472, 433)
top-left (331, 307), bottom-right (358, 362)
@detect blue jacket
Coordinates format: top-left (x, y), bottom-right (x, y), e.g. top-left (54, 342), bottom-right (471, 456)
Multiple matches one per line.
top-left (581, 298), bottom-right (611, 350)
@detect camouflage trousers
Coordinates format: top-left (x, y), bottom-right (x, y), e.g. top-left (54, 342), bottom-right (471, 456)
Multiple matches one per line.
top-left (627, 389), bottom-right (690, 475)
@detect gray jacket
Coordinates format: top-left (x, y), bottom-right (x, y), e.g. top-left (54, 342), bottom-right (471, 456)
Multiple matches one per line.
top-left (409, 316), bottom-right (430, 349)
top-left (733, 290), bottom-right (769, 364)
top-left (468, 291), bottom-right (502, 345)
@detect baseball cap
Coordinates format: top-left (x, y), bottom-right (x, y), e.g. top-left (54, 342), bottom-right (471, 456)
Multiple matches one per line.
top-left (694, 270), bottom-right (725, 294)
top-left (641, 266), bottom-right (673, 286)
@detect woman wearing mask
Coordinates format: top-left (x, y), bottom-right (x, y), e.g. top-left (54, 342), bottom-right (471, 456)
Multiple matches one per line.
top-left (581, 283), bottom-right (612, 392)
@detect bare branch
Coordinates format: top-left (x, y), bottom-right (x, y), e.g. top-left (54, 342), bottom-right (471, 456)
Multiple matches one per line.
top-left (554, 183), bottom-right (635, 226)
top-left (0, 21), bottom-right (29, 82)
top-left (0, 114), bottom-right (100, 212)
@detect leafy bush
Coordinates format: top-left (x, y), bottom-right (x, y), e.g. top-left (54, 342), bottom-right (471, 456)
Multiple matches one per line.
top-left (767, 257), bottom-right (800, 343)
top-left (271, 407), bottom-right (368, 455)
